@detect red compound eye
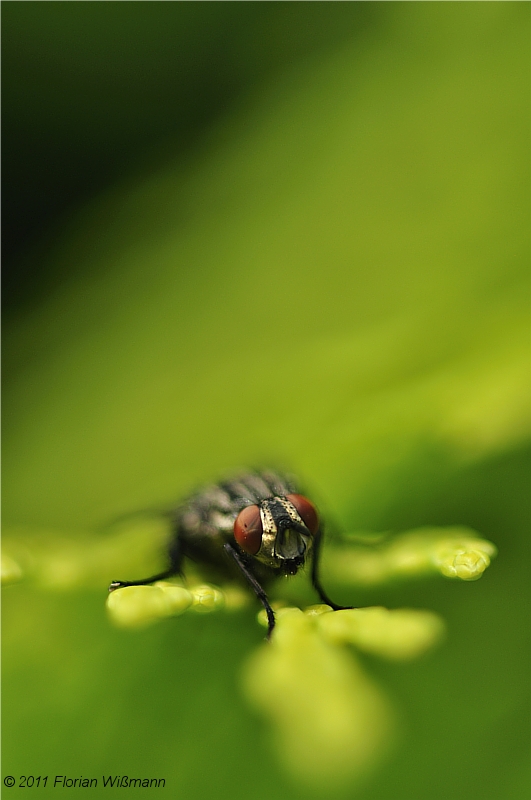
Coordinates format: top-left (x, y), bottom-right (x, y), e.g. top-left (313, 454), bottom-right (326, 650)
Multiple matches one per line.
top-left (286, 494), bottom-right (319, 535)
top-left (234, 505), bottom-right (263, 555)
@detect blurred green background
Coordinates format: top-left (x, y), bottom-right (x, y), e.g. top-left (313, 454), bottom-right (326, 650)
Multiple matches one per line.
top-left (2, 3), bottom-right (530, 799)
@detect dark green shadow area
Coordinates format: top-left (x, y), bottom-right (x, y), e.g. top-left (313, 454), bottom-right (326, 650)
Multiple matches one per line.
top-left (2, 1), bottom-right (379, 312)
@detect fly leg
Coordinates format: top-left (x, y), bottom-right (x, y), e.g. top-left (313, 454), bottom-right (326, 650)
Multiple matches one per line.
top-left (223, 542), bottom-right (276, 639)
top-left (109, 536), bottom-right (183, 592)
top-left (311, 525), bottom-right (353, 611)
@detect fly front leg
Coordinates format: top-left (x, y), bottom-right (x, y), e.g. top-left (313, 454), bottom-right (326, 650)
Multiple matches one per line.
top-left (311, 526), bottom-right (353, 611)
top-left (109, 536), bottom-right (184, 592)
top-left (223, 542), bottom-right (276, 639)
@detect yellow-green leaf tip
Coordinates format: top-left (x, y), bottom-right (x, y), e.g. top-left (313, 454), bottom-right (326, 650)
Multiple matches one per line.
top-left (189, 583), bottom-right (225, 613)
top-left (106, 584), bottom-right (192, 628)
top-left (242, 609), bottom-right (394, 790)
top-left (317, 606), bottom-right (446, 660)
top-left (433, 539), bottom-right (497, 580)
top-left (326, 527), bottom-right (497, 586)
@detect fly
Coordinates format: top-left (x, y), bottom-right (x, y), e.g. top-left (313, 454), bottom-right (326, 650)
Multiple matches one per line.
top-left (109, 469), bottom-right (350, 637)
